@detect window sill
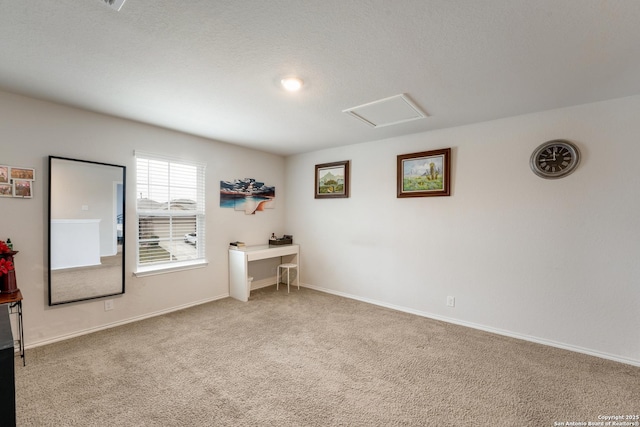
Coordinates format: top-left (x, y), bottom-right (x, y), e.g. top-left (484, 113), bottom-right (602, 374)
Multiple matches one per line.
top-left (133, 260), bottom-right (209, 277)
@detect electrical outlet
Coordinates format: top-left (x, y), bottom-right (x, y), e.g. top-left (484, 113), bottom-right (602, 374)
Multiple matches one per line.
top-left (446, 296), bottom-right (455, 307)
top-left (104, 300), bottom-right (114, 311)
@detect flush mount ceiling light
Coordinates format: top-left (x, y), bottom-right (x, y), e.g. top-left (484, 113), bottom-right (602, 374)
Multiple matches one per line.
top-left (343, 93), bottom-right (428, 128)
top-left (281, 77), bottom-right (304, 92)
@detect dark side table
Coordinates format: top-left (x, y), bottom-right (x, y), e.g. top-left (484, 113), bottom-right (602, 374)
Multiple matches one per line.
top-left (0, 290), bottom-right (24, 366)
top-left (0, 305), bottom-right (16, 426)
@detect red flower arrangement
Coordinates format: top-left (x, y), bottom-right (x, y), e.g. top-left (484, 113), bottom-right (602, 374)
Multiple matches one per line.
top-left (0, 240), bottom-right (14, 277)
top-left (0, 258), bottom-right (13, 277)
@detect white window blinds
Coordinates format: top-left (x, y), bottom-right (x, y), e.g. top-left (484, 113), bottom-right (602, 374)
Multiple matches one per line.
top-left (135, 151), bottom-right (206, 272)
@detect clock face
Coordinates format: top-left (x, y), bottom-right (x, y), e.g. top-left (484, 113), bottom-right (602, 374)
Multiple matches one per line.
top-left (530, 140), bottom-right (580, 179)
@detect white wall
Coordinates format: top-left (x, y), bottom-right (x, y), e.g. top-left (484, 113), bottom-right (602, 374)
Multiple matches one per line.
top-left (285, 95), bottom-right (640, 366)
top-left (50, 158), bottom-right (122, 257)
top-left (2, 89), bottom-right (638, 366)
top-left (0, 90), bottom-right (286, 346)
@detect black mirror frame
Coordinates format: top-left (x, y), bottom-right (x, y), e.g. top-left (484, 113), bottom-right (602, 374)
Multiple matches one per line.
top-left (48, 156), bottom-right (126, 306)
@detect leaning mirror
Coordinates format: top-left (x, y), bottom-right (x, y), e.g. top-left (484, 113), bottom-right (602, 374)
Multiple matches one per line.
top-left (48, 156), bottom-right (126, 305)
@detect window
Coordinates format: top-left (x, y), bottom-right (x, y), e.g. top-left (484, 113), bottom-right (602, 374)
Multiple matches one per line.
top-left (135, 151), bottom-right (206, 274)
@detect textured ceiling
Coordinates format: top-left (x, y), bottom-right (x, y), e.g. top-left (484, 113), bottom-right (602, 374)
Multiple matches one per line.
top-left (1, 0), bottom-right (640, 156)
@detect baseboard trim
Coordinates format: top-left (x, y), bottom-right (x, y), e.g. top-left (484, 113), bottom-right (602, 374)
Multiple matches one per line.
top-left (250, 277), bottom-right (277, 291)
top-left (250, 276), bottom-right (299, 292)
top-left (25, 293), bottom-right (229, 350)
top-left (302, 284), bottom-right (640, 367)
top-left (27, 284), bottom-right (640, 367)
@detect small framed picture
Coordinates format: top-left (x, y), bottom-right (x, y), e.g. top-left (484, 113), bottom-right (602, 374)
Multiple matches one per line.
top-left (10, 167), bottom-right (35, 181)
top-left (397, 148), bottom-right (451, 198)
top-left (315, 160), bottom-right (350, 199)
top-left (0, 166), bottom-right (9, 184)
top-left (13, 180), bottom-right (33, 198)
top-left (0, 183), bottom-right (12, 197)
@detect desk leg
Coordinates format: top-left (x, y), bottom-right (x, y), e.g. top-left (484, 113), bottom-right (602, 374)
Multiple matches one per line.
top-left (9, 301), bottom-right (23, 366)
top-left (229, 250), bottom-right (250, 302)
top-left (294, 251), bottom-right (300, 290)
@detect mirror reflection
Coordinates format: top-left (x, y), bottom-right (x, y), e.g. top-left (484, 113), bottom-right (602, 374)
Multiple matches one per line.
top-left (48, 156), bottom-right (125, 305)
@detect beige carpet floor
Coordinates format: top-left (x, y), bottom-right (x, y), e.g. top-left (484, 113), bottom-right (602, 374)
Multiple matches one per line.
top-left (16, 286), bottom-right (640, 426)
top-left (50, 254), bottom-right (123, 303)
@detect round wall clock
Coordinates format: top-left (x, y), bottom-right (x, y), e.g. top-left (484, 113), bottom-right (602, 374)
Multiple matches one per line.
top-left (530, 139), bottom-right (580, 179)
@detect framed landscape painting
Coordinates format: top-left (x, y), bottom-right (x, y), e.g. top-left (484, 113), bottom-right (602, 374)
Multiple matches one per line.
top-left (397, 148), bottom-right (451, 198)
top-left (315, 160), bottom-right (350, 199)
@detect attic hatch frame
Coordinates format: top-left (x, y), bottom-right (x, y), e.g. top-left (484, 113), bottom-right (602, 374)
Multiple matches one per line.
top-left (100, 0), bottom-right (127, 11)
top-left (343, 93), bottom-right (428, 128)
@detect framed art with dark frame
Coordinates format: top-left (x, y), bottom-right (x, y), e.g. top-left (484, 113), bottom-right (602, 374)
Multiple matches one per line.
top-left (397, 148), bottom-right (451, 198)
top-left (315, 160), bottom-right (350, 199)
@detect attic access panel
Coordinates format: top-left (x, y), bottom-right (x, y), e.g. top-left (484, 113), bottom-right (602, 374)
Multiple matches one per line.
top-left (99, 0), bottom-right (127, 11)
top-left (343, 94), bottom-right (428, 128)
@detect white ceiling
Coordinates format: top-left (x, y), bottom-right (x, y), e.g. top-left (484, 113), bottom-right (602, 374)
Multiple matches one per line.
top-left (1, 1), bottom-right (640, 156)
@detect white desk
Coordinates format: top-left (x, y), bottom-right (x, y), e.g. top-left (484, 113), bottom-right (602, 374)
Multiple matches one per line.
top-left (228, 244), bottom-right (300, 302)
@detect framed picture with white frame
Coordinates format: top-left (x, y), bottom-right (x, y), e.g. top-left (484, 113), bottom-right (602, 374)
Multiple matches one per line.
top-left (13, 179), bottom-right (33, 198)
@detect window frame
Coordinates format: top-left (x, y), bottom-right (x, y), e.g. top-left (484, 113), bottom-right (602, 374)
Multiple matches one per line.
top-left (134, 151), bottom-right (207, 276)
